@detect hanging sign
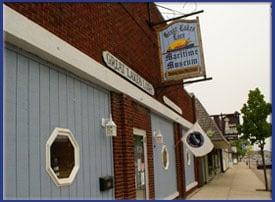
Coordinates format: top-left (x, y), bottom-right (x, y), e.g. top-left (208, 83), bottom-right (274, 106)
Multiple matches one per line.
top-left (103, 51), bottom-right (155, 96)
top-left (158, 17), bottom-right (206, 81)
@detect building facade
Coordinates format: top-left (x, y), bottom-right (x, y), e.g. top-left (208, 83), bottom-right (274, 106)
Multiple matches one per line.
top-left (212, 112), bottom-right (240, 164)
top-left (3, 3), bottom-right (209, 200)
top-left (194, 96), bottom-right (230, 185)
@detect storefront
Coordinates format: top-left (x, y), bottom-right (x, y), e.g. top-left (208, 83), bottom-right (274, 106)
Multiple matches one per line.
top-left (194, 96), bottom-right (230, 184)
top-left (4, 43), bottom-right (114, 199)
top-left (4, 3), bottom-right (201, 200)
top-left (4, 4), bottom-right (199, 199)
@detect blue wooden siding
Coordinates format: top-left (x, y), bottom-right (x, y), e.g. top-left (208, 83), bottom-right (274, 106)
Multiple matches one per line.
top-left (4, 44), bottom-right (114, 199)
top-left (151, 113), bottom-right (177, 199)
top-left (182, 129), bottom-right (196, 188)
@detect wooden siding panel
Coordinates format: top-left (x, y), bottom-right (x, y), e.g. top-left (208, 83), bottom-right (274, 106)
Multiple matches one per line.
top-left (16, 54), bottom-right (29, 199)
top-left (49, 69), bottom-right (61, 199)
top-left (4, 45), bottom-right (114, 199)
top-left (74, 79), bottom-right (84, 199)
top-left (94, 89), bottom-right (102, 199)
top-left (29, 60), bottom-right (41, 198)
top-left (4, 49), bottom-right (17, 199)
top-left (87, 87), bottom-right (97, 198)
top-left (80, 83), bottom-right (91, 199)
top-left (67, 76), bottom-right (77, 199)
top-left (39, 64), bottom-right (52, 199)
top-left (151, 113), bottom-right (177, 199)
top-left (58, 72), bottom-right (70, 198)
top-left (182, 129), bottom-right (196, 188)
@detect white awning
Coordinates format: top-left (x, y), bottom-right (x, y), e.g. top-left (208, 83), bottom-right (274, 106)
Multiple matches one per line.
top-left (181, 122), bottom-right (214, 157)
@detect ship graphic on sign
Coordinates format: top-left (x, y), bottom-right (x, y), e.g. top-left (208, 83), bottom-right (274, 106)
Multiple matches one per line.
top-left (166, 38), bottom-right (195, 52)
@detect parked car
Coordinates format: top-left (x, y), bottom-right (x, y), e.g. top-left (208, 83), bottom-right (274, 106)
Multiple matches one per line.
top-left (256, 160), bottom-right (272, 169)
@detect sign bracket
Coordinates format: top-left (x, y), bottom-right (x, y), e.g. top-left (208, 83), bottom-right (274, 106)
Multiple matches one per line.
top-left (183, 75), bottom-right (213, 85)
top-left (148, 3), bottom-right (204, 27)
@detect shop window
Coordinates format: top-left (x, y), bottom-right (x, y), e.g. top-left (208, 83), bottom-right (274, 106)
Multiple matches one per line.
top-left (46, 128), bottom-right (80, 186)
top-left (161, 145), bottom-right (169, 170)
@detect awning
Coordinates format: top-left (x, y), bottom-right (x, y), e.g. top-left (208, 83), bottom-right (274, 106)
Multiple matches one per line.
top-left (181, 122), bottom-right (214, 157)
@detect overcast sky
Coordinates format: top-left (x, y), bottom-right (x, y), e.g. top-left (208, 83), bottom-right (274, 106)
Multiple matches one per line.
top-left (157, 2), bottom-right (272, 151)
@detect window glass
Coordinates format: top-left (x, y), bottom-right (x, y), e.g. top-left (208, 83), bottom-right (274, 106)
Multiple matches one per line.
top-left (50, 135), bottom-right (75, 178)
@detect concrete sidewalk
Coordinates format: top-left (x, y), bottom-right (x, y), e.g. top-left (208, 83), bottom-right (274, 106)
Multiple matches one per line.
top-left (187, 162), bottom-right (272, 200)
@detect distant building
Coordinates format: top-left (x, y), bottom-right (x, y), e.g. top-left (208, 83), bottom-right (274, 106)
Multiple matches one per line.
top-left (211, 112), bottom-right (240, 142)
top-left (193, 96), bottom-right (231, 187)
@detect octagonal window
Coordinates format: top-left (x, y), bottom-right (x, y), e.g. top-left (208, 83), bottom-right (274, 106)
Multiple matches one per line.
top-left (46, 128), bottom-right (80, 186)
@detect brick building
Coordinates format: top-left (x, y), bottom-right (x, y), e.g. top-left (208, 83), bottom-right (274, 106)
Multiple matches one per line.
top-left (3, 3), bottom-right (211, 199)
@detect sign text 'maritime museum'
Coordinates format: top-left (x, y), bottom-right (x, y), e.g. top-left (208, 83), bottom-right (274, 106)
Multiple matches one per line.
top-left (158, 17), bottom-right (206, 81)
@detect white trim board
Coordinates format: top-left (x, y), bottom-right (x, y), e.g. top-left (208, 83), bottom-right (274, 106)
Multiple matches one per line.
top-left (163, 96), bottom-right (182, 114)
top-left (3, 5), bottom-right (193, 130)
top-left (186, 181), bottom-right (198, 192)
top-left (163, 191), bottom-right (179, 200)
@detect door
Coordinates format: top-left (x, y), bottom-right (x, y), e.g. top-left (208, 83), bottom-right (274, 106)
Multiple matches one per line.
top-left (133, 128), bottom-right (148, 200)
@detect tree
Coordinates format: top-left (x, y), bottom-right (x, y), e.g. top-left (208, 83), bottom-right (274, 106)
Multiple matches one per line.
top-left (234, 138), bottom-right (250, 158)
top-left (238, 88), bottom-right (272, 191)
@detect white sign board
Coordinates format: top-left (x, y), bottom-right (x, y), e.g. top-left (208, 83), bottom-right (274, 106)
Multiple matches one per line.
top-left (103, 51), bottom-right (155, 96)
top-left (158, 17), bottom-right (206, 81)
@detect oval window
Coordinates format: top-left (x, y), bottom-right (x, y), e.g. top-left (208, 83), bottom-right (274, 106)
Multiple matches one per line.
top-left (161, 145), bottom-right (169, 170)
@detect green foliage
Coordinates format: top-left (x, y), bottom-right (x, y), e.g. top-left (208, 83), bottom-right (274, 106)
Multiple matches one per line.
top-left (238, 88), bottom-right (272, 147)
top-left (234, 138), bottom-right (250, 156)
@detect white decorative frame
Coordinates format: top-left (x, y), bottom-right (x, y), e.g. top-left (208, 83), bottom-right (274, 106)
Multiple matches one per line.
top-left (161, 145), bottom-right (170, 170)
top-left (46, 127), bottom-right (80, 186)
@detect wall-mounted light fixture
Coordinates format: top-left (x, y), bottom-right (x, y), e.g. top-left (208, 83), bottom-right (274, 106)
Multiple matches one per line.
top-left (154, 129), bottom-right (163, 144)
top-left (102, 114), bottom-right (117, 137)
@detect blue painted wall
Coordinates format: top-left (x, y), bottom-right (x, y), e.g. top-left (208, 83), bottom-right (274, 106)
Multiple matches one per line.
top-left (4, 44), bottom-right (114, 199)
top-left (182, 129), bottom-right (196, 188)
top-left (151, 113), bottom-right (177, 199)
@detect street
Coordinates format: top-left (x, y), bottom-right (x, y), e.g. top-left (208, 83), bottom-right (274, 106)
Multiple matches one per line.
top-left (187, 162), bottom-right (272, 200)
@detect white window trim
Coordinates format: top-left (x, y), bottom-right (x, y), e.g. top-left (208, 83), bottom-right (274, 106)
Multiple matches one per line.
top-left (161, 145), bottom-right (169, 170)
top-left (133, 128), bottom-right (149, 200)
top-left (4, 5), bottom-right (193, 131)
top-left (46, 127), bottom-right (80, 186)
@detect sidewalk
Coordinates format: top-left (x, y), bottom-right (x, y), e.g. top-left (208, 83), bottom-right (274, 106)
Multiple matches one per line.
top-left (187, 162), bottom-right (272, 200)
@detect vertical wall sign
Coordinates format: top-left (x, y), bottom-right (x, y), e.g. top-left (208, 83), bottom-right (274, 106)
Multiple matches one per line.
top-left (158, 17), bottom-right (206, 81)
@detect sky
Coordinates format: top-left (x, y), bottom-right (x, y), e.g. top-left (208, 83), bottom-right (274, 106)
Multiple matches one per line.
top-left (156, 2), bottom-right (272, 151)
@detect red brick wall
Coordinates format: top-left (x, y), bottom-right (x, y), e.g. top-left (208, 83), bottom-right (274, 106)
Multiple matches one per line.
top-left (6, 2), bottom-right (195, 123)
top-left (156, 84), bottom-right (195, 123)
top-left (174, 123), bottom-right (185, 198)
top-left (6, 3), bottom-right (162, 87)
top-left (111, 92), bottom-right (155, 199)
